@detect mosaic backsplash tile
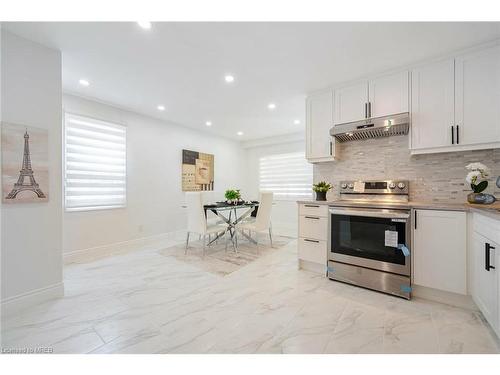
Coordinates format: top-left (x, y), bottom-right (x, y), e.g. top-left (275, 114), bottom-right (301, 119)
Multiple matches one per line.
top-left (314, 135), bottom-right (500, 203)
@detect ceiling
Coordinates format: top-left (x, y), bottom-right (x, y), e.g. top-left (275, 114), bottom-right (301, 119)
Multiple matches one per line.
top-left (3, 22), bottom-right (500, 140)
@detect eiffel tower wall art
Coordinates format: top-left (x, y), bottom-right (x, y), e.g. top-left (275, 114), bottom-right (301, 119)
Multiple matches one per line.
top-left (2, 122), bottom-right (49, 203)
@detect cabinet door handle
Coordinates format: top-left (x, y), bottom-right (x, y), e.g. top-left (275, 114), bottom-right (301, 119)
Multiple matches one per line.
top-left (368, 102), bottom-right (372, 118)
top-left (304, 204), bottom-right (319, 208)
top-left (364, 103), bottom-right (368, 118)
top-left (304, 239), bottom-right (320, 243)
top-left (414, 210), bottom-right (417, 230)
top-left (485, 243), bottom-right (496, 271)
top-left (456, 125), bottom-right (459, 144)
top-left (329, 141), bottom-right (333, 156)
top-left (305, 216), bottom-right (320, 220)
top-left (451, 126), bottom-right (455, 145)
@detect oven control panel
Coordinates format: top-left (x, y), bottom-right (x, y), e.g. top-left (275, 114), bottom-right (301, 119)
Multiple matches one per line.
top-left (339, 180), bottom-right (409, 195)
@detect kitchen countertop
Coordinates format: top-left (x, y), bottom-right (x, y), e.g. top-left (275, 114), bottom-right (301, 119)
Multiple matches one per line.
top-left (297, 199), bottom-right (500, 220)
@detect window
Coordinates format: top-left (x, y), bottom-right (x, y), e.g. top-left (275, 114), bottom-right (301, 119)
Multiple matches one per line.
top-left (64, 113), bottom-right (127, 211)
top-left (258, 152), bottom-right (313, 200)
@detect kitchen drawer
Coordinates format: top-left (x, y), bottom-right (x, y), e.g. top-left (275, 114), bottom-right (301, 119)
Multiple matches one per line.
top-left (473, 213), bottom-right (500, 244)
top-left (299, 203), bottom-right (329, 218)
top-left (298, 238), bottom-right (327, 265)
top-left (299, 215), bottom-right (328, 240)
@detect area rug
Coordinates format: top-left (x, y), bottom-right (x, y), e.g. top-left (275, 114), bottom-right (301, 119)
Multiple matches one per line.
top-left (158, 234), bottom-right (293, 277)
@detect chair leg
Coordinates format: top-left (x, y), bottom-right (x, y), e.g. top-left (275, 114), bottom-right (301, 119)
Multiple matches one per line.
top-left (234, 229), bottom-right (238, 251)
top-left (255, 232), bottom-right (259, 255)
top-left (202, 235), bottom-right (206, 258)
top-left (225, 231), bottom-right (229, 252)
top-left (185, 232), bottom-right (190, 254)
top-left (269, 225), bottom-right (273, 248)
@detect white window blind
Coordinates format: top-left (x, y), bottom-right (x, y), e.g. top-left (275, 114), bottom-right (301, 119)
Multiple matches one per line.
top-left (64, 113), bottom-right (127, 211)
top-left (259, 152), bottom-right (313, 200)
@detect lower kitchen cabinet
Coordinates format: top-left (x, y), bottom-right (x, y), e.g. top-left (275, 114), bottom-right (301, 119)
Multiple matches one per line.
top-left (297, 203), bottom-right (328, 272)
top-left (412, 209), bottom-right (467, 295)
top-left (298, 238), bottom-right (327, 264)
top-left (471, 213), bottom-right (500, 336)
top-left (472, 232), bottom-right (498, 330)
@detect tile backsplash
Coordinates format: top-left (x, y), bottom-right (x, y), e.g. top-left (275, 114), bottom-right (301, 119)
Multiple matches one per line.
top-left (314, 135), bottom-right (500, 203)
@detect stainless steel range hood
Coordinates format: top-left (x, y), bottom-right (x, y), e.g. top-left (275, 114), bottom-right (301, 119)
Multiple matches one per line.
top-left (330, 112), bottom-right (410, 143)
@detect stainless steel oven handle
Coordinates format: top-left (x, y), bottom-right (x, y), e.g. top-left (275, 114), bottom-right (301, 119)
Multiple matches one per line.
top-left (329, 208), bottom-right (410, 219)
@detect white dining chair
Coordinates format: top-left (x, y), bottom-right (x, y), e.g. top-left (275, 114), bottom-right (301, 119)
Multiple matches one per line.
top-left (185, 192), bottom-right (227, 257)
top-left (236, 191), bottom-right (274, 249)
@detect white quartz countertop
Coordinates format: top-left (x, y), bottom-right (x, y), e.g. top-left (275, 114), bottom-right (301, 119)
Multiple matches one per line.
top-left (297, 199), bottom-right (500, 220)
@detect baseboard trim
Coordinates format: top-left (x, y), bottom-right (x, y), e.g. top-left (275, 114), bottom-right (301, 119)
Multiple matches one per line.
top-left (1, 282), bottom-right (64, 317)
top-left (63, 230), bottom-right (185, 265)
top-left (298, 259), bottom-right (326, 275)
top-left (412, 285), bottom-right (478, 310)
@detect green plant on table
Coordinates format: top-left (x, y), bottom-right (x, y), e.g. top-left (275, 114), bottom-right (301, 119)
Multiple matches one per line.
top-left (224, 189), bottom-right (241, 201)
top-left (312, 181), bottom-right (332, 193)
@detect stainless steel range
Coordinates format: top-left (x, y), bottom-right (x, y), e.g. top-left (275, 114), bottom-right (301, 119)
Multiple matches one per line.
top-left (328, 180), bottom-right (412, 299)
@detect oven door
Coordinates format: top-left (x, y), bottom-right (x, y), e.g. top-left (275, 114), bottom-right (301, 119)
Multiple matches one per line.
top-left (329, 207), bottom-right (410, 276)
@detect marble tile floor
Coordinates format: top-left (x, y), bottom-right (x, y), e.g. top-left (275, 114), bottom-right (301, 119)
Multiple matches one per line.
top-left (1, 238), bottom-right (499, 354)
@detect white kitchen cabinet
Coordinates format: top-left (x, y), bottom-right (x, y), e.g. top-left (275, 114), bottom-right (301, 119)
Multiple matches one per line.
top-left (455, 44), bottom-right (500, 146)
top-left (411, 43), bottom-right (500, 154)
top-left (472, 232), bottom-right (498, 330)
top-left (306, 91), bottom-right (337, 163)
top-left (412, 209), bottom-right (467, 295)
top-left (297, 203), bottom-right (328, 272)
top-left (333, 70), bottom-right (409, 126)
top-left (471, 212), bottom-right (500, 336)
top-left (333, 81), bottom-right (368, 124)
top-left (369, 70), bottom-right (409, 118)
top-left (410, 59), bottom-right (455, 151)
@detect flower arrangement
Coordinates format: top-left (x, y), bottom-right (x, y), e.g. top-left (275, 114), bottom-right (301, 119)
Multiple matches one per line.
top-left (312, 181), bottom-right (332, 201)
top-left (465, 162), bottom-right (489, 193)
top-left (224, 189), bottom-right (241, 204)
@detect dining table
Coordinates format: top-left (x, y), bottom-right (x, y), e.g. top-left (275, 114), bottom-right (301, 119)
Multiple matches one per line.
top-left (203, 201), bottom-right (259, 247)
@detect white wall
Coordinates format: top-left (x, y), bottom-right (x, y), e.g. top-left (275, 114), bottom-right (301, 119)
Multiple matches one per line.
top-left (62, 94), bottom-right (246, 255)
top-left (1, 31), bottom-right (63, 310)
top-left (243, 134), bottom-right (306, 237)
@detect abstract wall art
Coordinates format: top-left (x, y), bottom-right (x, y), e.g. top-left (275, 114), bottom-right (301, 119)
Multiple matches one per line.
top-left (181, 149), bottom-right (214, 191)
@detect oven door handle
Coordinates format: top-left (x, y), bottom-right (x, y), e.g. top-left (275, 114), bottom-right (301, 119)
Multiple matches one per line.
top-left (329, 208), bottom-right (410, 219)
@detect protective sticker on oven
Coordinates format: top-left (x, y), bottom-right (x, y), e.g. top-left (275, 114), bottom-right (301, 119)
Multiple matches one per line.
top-left (398, 244), bottom-right (410, 256)
top-left (384, 230), bottom-right (398, 248)
top-left (400, 285), bottom-right (412, 293)
top-left (353, 181), bottom-right (365, 193)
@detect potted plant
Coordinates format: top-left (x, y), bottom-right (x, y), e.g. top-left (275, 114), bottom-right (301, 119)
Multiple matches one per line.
top-left (225, 189), bottom-right (241, 205)
top-left (466, 163), bottom-right (496, 204)
top-left (312, 181), bottom-right (332, 201)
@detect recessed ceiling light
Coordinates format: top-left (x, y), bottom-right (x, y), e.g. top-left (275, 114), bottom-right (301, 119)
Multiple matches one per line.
top-left (294, 119), bottom-right (300, 125)
top-left (137, 21), bottom-right (152, 29)
top-left (237, 131), bottom-right (244, 136)
top-left (224, 75), bottom-right (235, 83)
top-left (157, 105), bottom-right (165, 111)
top-left (79, 79), bottom-right (90, 87)
top-left (205, 121), bottom-right (212, 127)
top-left (267, 103), bottom-right (276, 110)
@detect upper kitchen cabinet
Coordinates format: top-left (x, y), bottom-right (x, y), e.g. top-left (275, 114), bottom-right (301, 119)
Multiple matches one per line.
top-left (306, 90), bottom-right (337, 163)
top-left (333, 70), bottom-right (409, 125)
top-left (411, 43), bottom-right (500, 155)
top-left (368, 71), bottom-right (409, 118)
top-left (333, 81), bottom-right (368, 124)
top-left (455, 44), bottom-right (500, 147)
top-left (410, 59), bottom-right (455, 151)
